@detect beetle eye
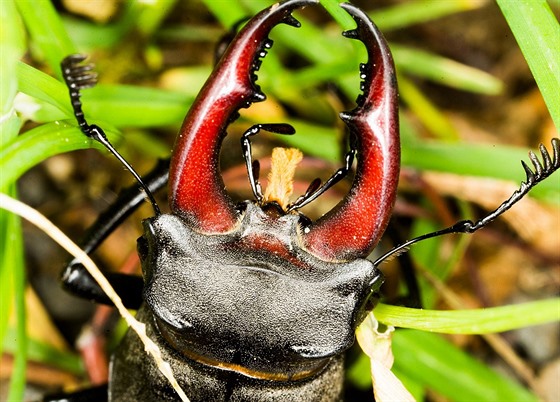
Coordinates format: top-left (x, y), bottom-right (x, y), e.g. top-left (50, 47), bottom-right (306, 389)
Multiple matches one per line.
top-left (138, 218), bottom-right (159, 283)
top-left (137, 235), bottom-right (148, 262)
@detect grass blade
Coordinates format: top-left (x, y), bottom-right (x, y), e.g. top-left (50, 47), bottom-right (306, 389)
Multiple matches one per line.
top-left (393, 330), bottom-right (539, 402)
top-left (375, 299), bottom-right (560, 334)
top-left (17, 61), bottom-right (72, 116)
top-left (3, 327), bottom-right (83, 375)
top-left (15, 0), bottom-right (76, 76)
top-left (370, 0), bottom-right (484, 31)
top-left (0, 121), bottom-right (118, 190)
top-left (402, 140), bottom-right (560, 204)
top-left (392, 45), bottom-right (503, 95)
top-left (1, 202), bottom-right (26, 402)
top-left (0, 8), bottom-right (27, 399)
top-left (496, 0), bottom-right (560, 129)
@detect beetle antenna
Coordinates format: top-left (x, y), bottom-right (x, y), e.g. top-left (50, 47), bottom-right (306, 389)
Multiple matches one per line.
top-left (374, 138), bottom-right (560, 267)
top-left (61, 54), bottom-right (161, 216)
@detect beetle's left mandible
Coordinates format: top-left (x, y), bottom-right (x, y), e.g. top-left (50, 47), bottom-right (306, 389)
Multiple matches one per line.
top-left (302, 3), bottom-right (400, 261)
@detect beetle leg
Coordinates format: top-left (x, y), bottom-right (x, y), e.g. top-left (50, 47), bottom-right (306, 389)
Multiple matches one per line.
top-left (302, 3), bottom-right (400, 261)
top-left (61, 266), bottom-right (143, 309)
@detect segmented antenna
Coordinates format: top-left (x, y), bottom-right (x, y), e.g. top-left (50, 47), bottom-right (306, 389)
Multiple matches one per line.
top-left (374, 138), bottom-right (560, 267)
top-left (61, 54), bottom-right (161, 216)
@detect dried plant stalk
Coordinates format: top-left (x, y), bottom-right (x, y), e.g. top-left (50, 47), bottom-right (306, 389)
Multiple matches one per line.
top-left (0, 193), bottom-right (190, 402)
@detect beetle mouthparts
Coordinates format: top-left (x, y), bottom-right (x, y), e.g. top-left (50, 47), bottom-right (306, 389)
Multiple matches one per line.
top-left (262, 147), bottom-right (303, 210)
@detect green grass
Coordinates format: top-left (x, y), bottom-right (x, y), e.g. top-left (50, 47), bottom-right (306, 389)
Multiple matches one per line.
top-left (496, 0), bottom-right (560, 130)
top-left (1, 0), bottom-right (558, 401)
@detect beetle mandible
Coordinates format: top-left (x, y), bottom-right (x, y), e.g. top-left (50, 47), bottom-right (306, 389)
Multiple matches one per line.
top-left (45, 0), bottom-right (559, 401)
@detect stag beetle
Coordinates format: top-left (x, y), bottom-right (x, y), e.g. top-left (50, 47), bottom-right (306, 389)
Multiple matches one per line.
top-left (44, 0), bottom-right (559, 401)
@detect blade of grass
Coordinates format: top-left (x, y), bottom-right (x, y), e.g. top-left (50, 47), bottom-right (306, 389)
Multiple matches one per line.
top-left (15, 0), bottom-right (76, 76)
top-left (391, 366), bottom-right (425, 401)
top-left (60, 1), bottom-right (149, 49)
top-left (496, 0), bottom-right (560, 129)
top-left (136, 0), bottom-right (179, 37)
top-left (402, 140), bottom-right (560, 204)
top-left (320, 0), bottom-right (355, 29)
top-left (398, 74), bottom-right (459, 140)
top-left (3, 327), bottom-right (83, 375)
top-left (259, 118), bottom-right (342, 162)
top-left (2, 198), bottom-right (26, 402)
top-left (370, 0), bottom-right (484, 31)
top-left (346, 352), bottom-right (374, 390)
top-left (0, 208), bottom-right (15, 354)
top-left (17, 61), bottom-right (73, 116)
top-left (281, 61), bottom-right (354, 90)
top-left (124, 130), bottom-right (172, 159)
top-left (393, 330), bottom-right (539, 402)
top-left (392, 45), bottom-right (503, 95)
top-left (375, 299), bottom-right (560, 334)
top-left (0, 121), bottom-right (119, 190)
top-left (17, 62), bottom-right (194, 128)
top-left (0, 7), bottom-right (26, 396)
top-left (283, 45), bottom-right (503, 97)
top-left (0, 0), bottom-right (24, 118)
top-left (200, 0), bottom-right (248, 27)
top-left (62, 16), bottom-right (126, 49)
top-left (81, 85), bottom-right (193, 128)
